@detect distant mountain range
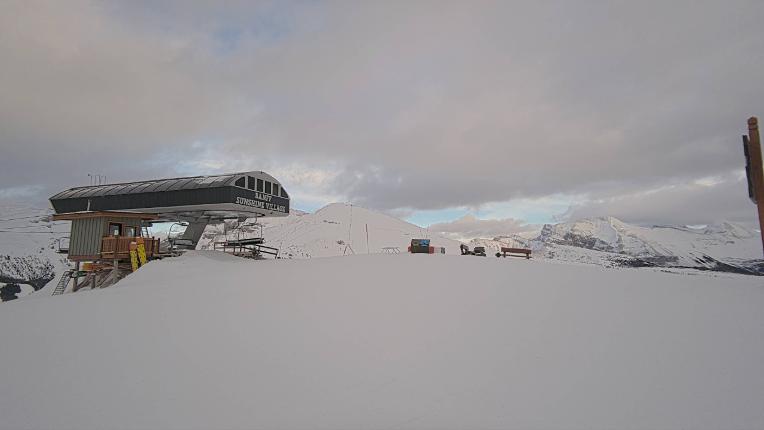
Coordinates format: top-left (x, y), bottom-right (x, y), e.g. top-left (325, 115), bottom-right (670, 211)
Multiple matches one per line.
top-left (0, 205), bottom-right (69, 301)
top-left (469, 216), bottom-right (764, 275)
top-left (201, 204), bottom-right (763, 275)
top-left (1, 202), bottom-right (761, 301)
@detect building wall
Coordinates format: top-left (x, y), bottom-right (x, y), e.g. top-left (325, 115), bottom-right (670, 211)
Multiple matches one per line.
top-left (68, 217), bottom-right (145, 258)
top-left (69, 218), bottom-right (103, 258)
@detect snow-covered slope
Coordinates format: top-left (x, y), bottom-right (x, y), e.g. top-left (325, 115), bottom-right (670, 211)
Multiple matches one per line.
top-left (470, 216), bottom-right (763, 274)
top-left (198, 203), bottom-right (463, 258)
top-left (1, 252), bottom-right (763, 429)
top-left (0, 204), bottom-right (71, 300)
top-left (3, 203), bottom-right (761, 303)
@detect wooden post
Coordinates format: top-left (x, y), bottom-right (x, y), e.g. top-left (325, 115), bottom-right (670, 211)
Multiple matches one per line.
top-left (745, 117), bottom-right (764, 256)
top-left (72, 261), bottom-right (80, 292)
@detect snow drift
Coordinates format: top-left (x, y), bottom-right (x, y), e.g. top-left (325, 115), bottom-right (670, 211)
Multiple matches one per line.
top-left (1, 252), bottom-right (763, 429)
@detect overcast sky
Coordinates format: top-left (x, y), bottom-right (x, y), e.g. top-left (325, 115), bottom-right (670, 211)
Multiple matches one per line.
top-left (1, 0), bottom-right (763, 237)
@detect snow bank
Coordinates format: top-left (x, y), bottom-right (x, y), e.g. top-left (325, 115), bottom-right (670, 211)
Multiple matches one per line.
top-left (1, 252), bottom-right (763, 429)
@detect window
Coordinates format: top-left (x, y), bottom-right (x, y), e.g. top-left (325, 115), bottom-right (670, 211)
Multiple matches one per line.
top-left (234, 177), bottom-right (246, 188)
top-left (256, 178), bottom-right (263, 192)
top-left (247, 176), bottom-right (255, 190)
top-left (264, 181), bottom-right (272, 194)
top-left (108, 223), bottom-right (122, 236)
top-left (124, 226), bottom-right (137, 237)
top-left (272, 183), bottom-right (280, 196)
top-left (280, 188), bottom-right (289, 198)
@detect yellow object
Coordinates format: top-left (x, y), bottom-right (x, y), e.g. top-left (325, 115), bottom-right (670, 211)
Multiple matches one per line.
top-left (129, 241), bottom-right (139, 271)
top-left (81, 262), bottom-right (94, 271)
top-left (130, 250), bottom-right (139, 272)
top-left (137, 242), bottom-right (147, 266)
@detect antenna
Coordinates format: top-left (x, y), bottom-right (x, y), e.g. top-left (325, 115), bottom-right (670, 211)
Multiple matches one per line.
top-left (87, 174), bottom-right (107, 185)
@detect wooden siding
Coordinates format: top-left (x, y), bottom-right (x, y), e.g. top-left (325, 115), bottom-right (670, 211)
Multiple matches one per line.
top-left (68, 216), bottom-right (145, 258)
top-left (69, 217), bottom-right (103, 257)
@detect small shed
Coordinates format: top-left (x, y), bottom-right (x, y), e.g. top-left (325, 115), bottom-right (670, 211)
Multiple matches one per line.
top-left (51, 211), bottom-right (160, 262)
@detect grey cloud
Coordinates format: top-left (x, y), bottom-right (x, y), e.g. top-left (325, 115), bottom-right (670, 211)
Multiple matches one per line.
top-left (564, 173), bottom-right (757, 226)
top-left (429, 215), bottom-right (538, 242)
top-left (1, 1), bottom-right (762, 223)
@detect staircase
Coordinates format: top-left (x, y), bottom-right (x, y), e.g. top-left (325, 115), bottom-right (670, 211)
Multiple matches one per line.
top-left (52, 270), bottom-right (73, 296)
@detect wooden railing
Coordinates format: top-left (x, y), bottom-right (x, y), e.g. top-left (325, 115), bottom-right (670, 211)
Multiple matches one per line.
top-left (101, 237), bottom-right (160, 260)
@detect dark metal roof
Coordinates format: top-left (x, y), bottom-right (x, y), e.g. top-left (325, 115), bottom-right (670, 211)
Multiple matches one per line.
top-left (49, 171), bottom-right (290, 219)
top-left (49, 172), bottom-right (260, 200)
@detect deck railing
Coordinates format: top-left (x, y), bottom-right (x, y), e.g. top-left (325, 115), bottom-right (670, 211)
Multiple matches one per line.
top-left (101, 237), bottom-right (160, 260)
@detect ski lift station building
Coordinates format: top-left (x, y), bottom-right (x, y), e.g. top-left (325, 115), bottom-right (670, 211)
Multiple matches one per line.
top-left (50, 171), bottom-right (291, 261)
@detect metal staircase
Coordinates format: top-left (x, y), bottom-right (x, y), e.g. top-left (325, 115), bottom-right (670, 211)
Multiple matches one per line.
top-left (52, 270), bottom-right (73, 296)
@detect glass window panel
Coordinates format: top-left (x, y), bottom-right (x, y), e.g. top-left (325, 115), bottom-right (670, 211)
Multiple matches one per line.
top-left (154, 180), bottom-right (176, 192)
top-left (234, 177), bottom-right (246, 188)
top-left (208, 175), bottom-right (233, 187)
top-left (108, 223), bottom-right (122, 236)
top-left (78, 187), bottom-right (103, 198)
top-left (167, 178), bottom-right (194, 191)
top-left (109, 184), bottom-right (132, 194)
top-left (97, 185), bottom-right (119, 195)
top-left (264, 181), bottom-right (272, 194)
top-left (257, 179), bottom-right (263, 192)
top-left (144, 181), bottom-right (167, 192)
top-left (247, 176), bottom-right (255, 190)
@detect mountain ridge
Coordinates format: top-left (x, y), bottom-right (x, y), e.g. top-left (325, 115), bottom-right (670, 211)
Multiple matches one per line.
top-left (469, 215), bottom-right (762, 274)
top-left (2, 203), bottom-right (762, 301)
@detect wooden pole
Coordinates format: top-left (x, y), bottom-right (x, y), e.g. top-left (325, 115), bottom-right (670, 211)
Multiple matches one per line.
top-left (747, 117), bottom-right (764, 256)
top-left (72, 261), bottom-right (80, 292)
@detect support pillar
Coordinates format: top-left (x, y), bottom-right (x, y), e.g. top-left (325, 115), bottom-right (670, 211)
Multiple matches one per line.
top-left (177, 220), bottom-right (208, 250)
top-left (72, 261), bottom-right (80, 292)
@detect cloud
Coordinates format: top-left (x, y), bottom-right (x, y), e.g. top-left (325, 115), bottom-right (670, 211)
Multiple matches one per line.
top-left (1, 0), bottom-right (762, 225)
top-left (429, 214), bottom-right (539, 242)
top-left (0, 185), bottom-right (46, 201)
top-left (563, 171), bottom-right (757, 225)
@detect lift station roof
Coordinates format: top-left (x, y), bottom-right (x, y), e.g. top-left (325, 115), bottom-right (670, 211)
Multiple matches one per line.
top-left (50, 171), bottom-right (290, 222)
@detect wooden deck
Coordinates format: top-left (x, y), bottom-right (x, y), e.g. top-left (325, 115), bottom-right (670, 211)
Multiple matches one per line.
top-left (101, 237), bottom-right (160, 260)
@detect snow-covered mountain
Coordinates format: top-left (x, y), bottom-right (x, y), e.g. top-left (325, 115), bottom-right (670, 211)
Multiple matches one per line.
top-left (198, 202), bottom-right (463, 258)
top-left (199, 204), bottom-right (762, 274)
top-left (3, 203), bottom-right (762, 302)
top-left (469, 216), bottom-right (763, 275)
top-left (0, 205), bottom-right (71, 301)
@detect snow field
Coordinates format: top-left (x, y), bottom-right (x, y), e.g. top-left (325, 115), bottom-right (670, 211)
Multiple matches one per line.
top-left (1, 252), bottom-right (763, 429)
